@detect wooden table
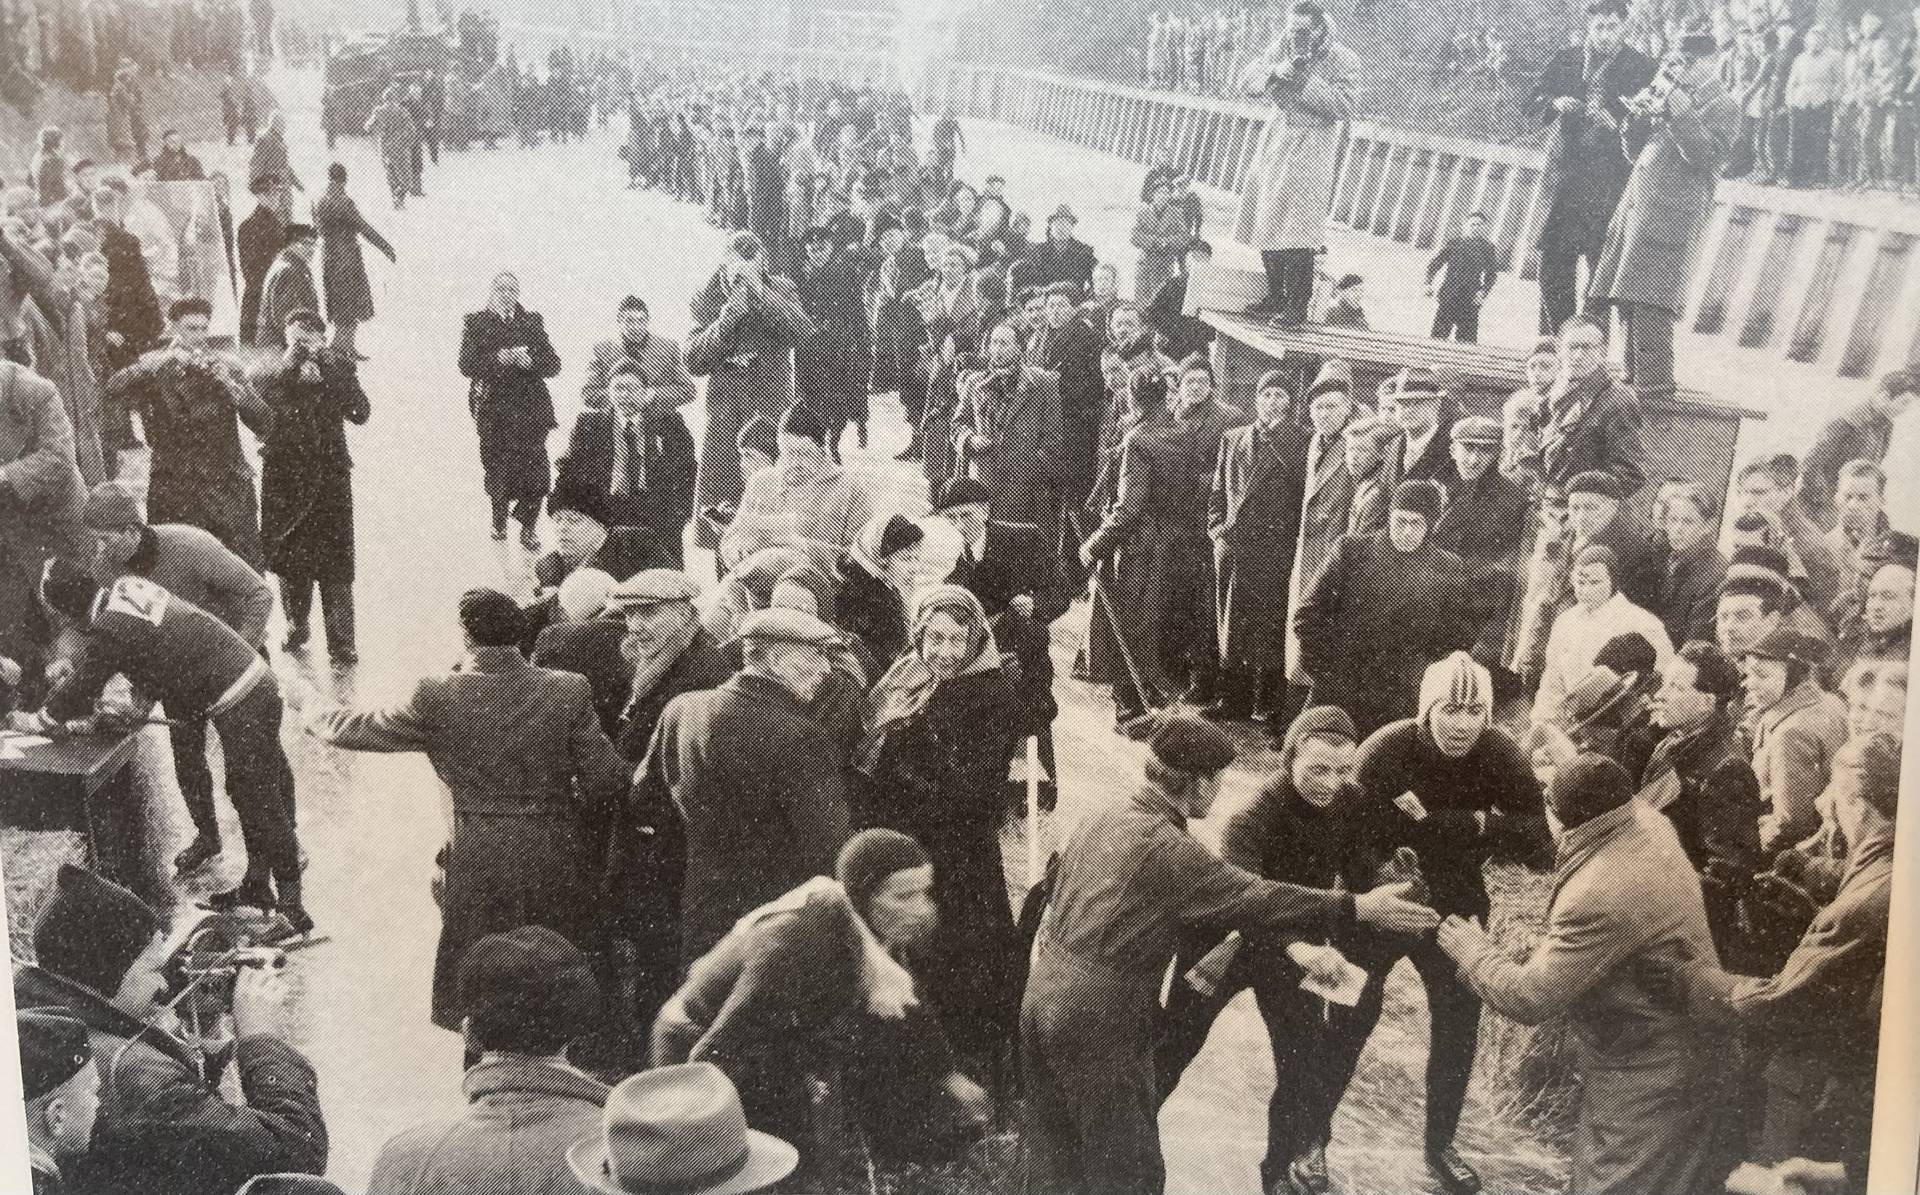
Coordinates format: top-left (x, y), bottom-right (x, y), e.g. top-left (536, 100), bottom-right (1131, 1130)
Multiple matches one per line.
top-left (0, 729), bottom-right (149, 898)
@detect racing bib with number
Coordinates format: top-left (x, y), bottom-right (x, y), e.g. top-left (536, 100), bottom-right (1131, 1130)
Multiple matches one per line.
top-left (105, 576), bottom-right (171, 626)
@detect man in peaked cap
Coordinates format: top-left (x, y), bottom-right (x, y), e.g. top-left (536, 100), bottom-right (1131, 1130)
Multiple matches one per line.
top-left (21, 1007), bottom-right (98, 1193)
top-left (1009, 202), bottom-right (1097, 299)
top-left (1386, 366), bottom-right (1455, 491)
top-left (632, 604), bottom-right (852, 968)
top-left (1022, 709), bottom-right (1438, 1195)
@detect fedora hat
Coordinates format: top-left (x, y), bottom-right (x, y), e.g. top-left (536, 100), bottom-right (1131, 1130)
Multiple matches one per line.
top-left (568, 1064), bottom-right (797, 1195)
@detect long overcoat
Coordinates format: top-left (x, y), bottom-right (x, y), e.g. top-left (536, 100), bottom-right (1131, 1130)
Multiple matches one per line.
top-left (256, 250), bottom-right (318, 352)
top-left (1233, 33), bottom-right (1359, 252)
top-left (1211, 419), bottom-right (1309, 670)
top-left (1588, 76), bottom-right (1739, 315)
top-left (633, 671), bottom-right (853, 968)
top-left (314, 183), bottom-right (395, 326)
top-left (861, 668), bottom-right (1023, 1060)
top-left (1449, 800), bottom-right (1729, 1195)
top-left (796, 247), bottom-right (872, 428)
top-left (256, 349), bottom-right (369, 582)
top-left (313, 646), bottom-right (626, 1029)
top-left (1281, 432), bottom-right (1357, 684)
top-left (950, 363), bottom-right (1064, 530)
top-left (460, 304), bottom-right (561, 502)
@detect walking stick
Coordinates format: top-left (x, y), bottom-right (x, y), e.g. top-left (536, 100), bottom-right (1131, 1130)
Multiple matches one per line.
top-left (1025, 734), bottom-right (1042, 886)
top-left (1067, 506), bottom-right (1161, 714)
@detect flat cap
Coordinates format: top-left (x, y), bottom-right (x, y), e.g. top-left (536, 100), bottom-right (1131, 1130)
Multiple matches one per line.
top-left (1393, 366), bottom-right (1442, 401)
top-left (1305, 358), bottom-right (1352, 399)
top-left (739, 607), bottom-right (840, 646)
top-left (1148, 711), bottom-right (1237, 775)
top-left (1746, 626), bottom-right (1830, 669)
top-left (607, 569), bottom-right (701, 609)
top-left (1566, 469), bottom-right (1623, 502)
top-left (1450, 415), bottom-right (1502, 446)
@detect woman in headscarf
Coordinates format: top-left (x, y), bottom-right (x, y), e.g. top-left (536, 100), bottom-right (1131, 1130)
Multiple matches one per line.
top-left (857, 584), bottom-right (1022, 1079)
top-left (838, 513), bottom-right (925, 673)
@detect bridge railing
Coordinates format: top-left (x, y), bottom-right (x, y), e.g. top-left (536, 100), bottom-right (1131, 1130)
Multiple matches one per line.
top-left (923, 60), bottom-right (1920, 381)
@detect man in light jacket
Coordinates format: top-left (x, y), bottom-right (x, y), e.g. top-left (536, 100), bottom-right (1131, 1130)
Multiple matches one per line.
top-left (1439, 753), bottom-right (1729, 1195)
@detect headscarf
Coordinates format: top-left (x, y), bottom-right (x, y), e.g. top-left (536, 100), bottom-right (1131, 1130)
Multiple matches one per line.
top-left (857, 585), bottom-right (1001, 775)
top-left (847, 513), bottom-right (922, 592)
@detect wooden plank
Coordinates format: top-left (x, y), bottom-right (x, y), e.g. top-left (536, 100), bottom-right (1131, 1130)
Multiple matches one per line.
top-left (1815, 227), bottom-right (1884, 374)
top-left (1718, 208), bottom-right (1783, 344)
top-left (1737, 213), bottom-right (1807, 349)
top-left (1839, 232), bottom-right (1917, 378)
top-left (1757, 211), bottom-right (1829, 351)
top-left (1787, 222), bottom-right (1859, 363)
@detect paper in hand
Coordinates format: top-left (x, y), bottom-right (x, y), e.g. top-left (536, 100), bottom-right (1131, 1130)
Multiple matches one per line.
top-left (1722, 1161), bottom-right (1788, 1195)
top-left (1393, 790), bottom-right (1428, 821)
top-left (1299, 954), bottom-right (1369, 1007)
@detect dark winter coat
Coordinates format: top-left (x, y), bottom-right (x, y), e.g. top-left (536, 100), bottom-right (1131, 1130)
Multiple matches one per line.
top-left (313, 647), bottom-right (627, 1027)
top-left (1538, 367), bottom-right (1648, 496)
top-left (1028, 314), bottom-right (1107, 504)
top-left (314, 183), bottom-right (394, 326)
top-left (837, 557), bottom-right (912, 674)
top-left (946, 519), bottom-right (1068, 624)
top-left (1658, 536), bottom-right (1729, 648)
top-left (14, 965), bottom-right (327, 1195)
top-left (531, 615), bottom-right (631, 737)
top-left (1211, 419), bottom-right (1309, 670)
top-left (951, 363), bottom-right (1065, 530)
top-left (634, 671), bottom-right (853, 967)
top-left (98, 222), bottom-right (163, 373)
top-left (1432, 467), bottom-right (1533, 665)
top-left (796, 247), bottom-right (873, 425)
top-left (236, 206), bottom-right (284, 346)
top-left (1637, 707), bottom-right (1765, 971)
top-left (460, 305), bottom-right (561, 502)
top-left (1532, 42), bottom-right (1659, 251)
top-left (861, 668), bottom-right (1022, 1056)
top-left (1294, 533), bottom-right (1477, 735)
top-left (558, 407), bottom-right (697, 559)
top-left (256, 348), bottom-right (369, 581)
top-left (107, 347), bottom-right (272, 569)
top-left (1007, 236), bottom-right (1096, 298)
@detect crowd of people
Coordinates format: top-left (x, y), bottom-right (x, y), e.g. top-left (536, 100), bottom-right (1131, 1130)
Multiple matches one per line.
top-left (0, 4), bottom-right (1913, 1194)
top-left (1121, 0), bottom-right (1920, 197)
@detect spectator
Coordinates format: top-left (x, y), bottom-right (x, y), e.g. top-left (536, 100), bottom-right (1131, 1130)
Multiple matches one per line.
top-left (557, 362), bottom-right (698, 570)
top-left (1735, 453), bottom-right (1845, 615)
top-left (1588, 24), bottom-right (1738, 403)
top-left (1295, 480), bottom-right (1477, 734)
top-left (1321, 272), bottom-right (1369, 329)
top-left (366, 927), bottom-right (608, 1192)
top-left (1145, 237), bottom-right (1216, 362)
top-left (1640, 641), bottom-right (1765, 971)
top-left (152, 130), bottom-right (205, 182)
top-left (1439, 753), bottom-right (1724, 1195)
top-left (13, 864), bottom-right (327, 1195)
top-left (1425, 212), bottom-right (1499, 342)
top-left (1832, 557), bottom-right (1915, 686)
top-left (1537, 544), bottom-right (1674, 726)
top-left (1656, 480), bottom-right (1730, 646)
top-left (31, 127), bottom-right (67, 208)
top-left (1741, 628), bottom-right (1848, 853)
top-left (566, 1064), bottom-right (797, 1195)
top-left (20, 1008), bottom-right (99, 1195)
top-left (722, 402), bottom-right (876, 573)
top-left (1538, 315), bottom-right (1648, 495)
top-left (256, 224), bottom-right (318, 353)
top-left (1795, 366), bottom-right (1916, 532)
top-left (1563, 468), bottom-right (1665, 609)
top-left (1131, 176), bottom-right (1191, 306)
top-left (1787, 25), bottom-right (1843, 186)
top-left (953, 320), bottom-right (1065, 533)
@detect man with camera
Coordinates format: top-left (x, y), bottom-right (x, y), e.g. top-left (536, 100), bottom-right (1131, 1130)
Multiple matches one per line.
top-left (686, 231), bottom-right (815, 551)
top-left (1588, 24), bottom-right (1740, 403)
top-left (1234, 0), bottom-right (1358, 326)
top-left (13, 864), bottom-right (328, 1195)
top-left (1530, 0), bottom-right (1657, 335)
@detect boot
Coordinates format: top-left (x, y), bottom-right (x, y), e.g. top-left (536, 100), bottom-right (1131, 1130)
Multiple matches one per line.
top-left (173, 832), bottom-right (222, 876)
top-left (1287, 1141), bottom-right (1329, 1195)
top-left (201, 882), bottom-right (274, 913)
top-left (1426, 1144), bottom-right (1482, 1195)
top-left (1249, 249), bottom-right (1287, 313)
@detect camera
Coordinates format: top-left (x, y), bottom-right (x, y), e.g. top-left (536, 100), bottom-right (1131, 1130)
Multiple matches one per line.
top-left (162, 913), bottom-right (289, 1032)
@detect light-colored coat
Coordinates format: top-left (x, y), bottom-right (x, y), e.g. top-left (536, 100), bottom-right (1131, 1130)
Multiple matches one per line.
top-left (1130, 201), bottom-right (1191, 306)
top-left (1233, 32), bottom-right (1359, 251)
top-left (366, 1055), bottom-right (608, 1195)
top-left (1750, 680), bottom-right (1848, 851)
top-left (1589, 75), bottom-right (1740, 314)
top-left (1450, 801), bottom-right (1728, 1195)
top-left (1285, 431), bottom-right (1355, 684)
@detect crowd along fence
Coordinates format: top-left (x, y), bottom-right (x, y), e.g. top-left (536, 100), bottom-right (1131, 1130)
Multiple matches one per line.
top-left (918, 61), bottom-right (1920, 383)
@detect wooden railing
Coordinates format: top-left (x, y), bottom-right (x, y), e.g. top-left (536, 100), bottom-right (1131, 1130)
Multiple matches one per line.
top-left (922, 61), bottom-right (1920, 381)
